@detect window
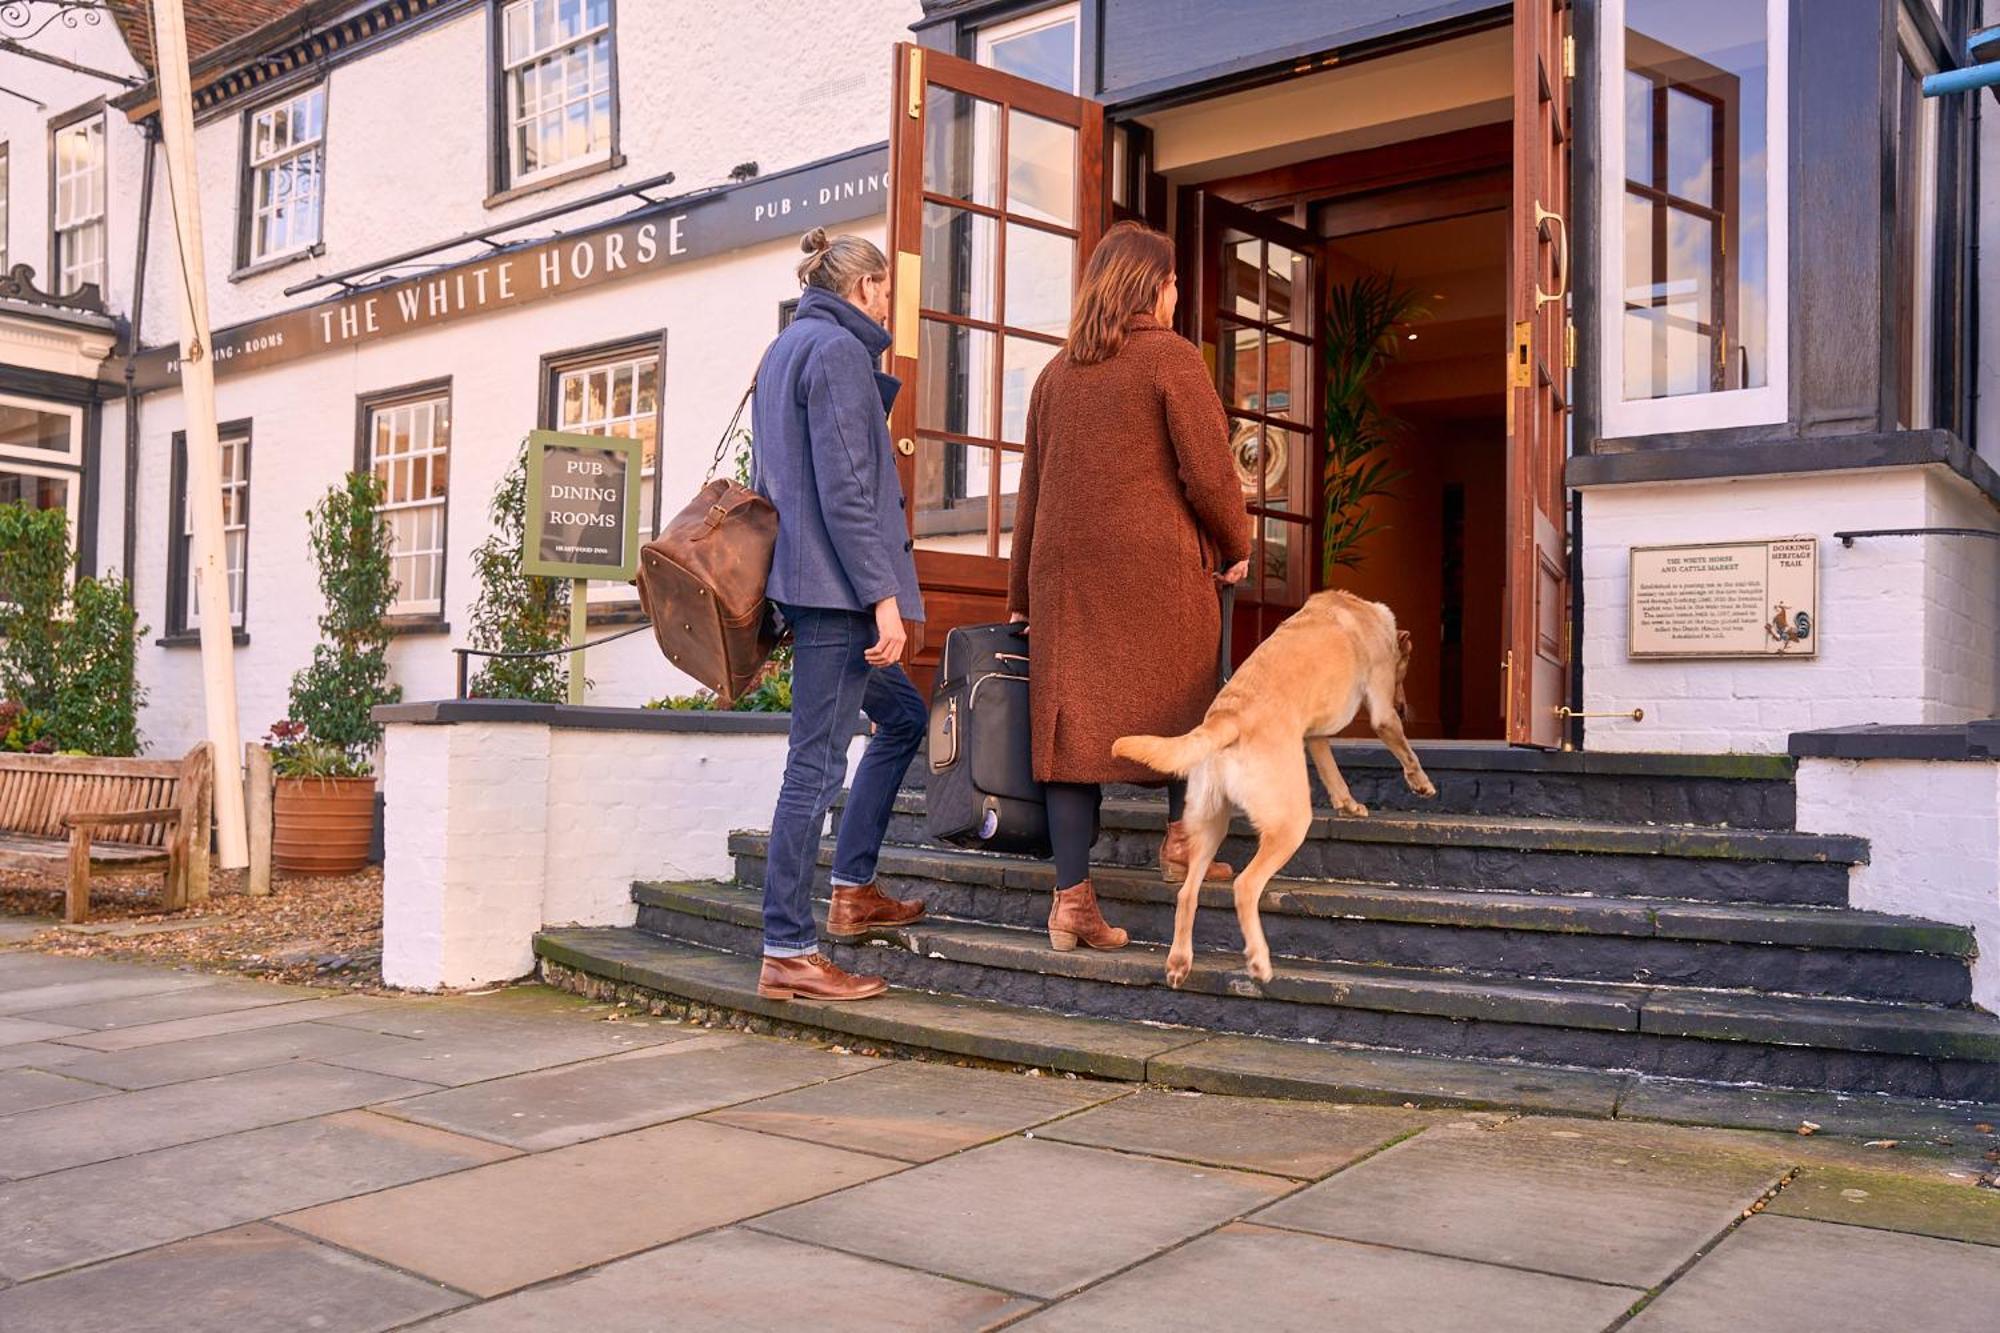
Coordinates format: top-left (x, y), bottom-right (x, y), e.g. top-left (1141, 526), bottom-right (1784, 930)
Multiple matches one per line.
top-left (169, 429), bottom-right (251, 633)
top-left (52, 114), bottom-right (106, 296)
top-left (547, 339), bottom-right (660, 600)
top-left (1892, 10), bottom-right (1941, 430)
top-left (363, 387), bottom-right (452, 618)
top-left (0, 143), bottom-right (10, 274)
top-left (975, 3), bottom-right (1080, 93)
top-left (243, 86), bottom-right (326, 267)
top-left (499, 0), bottom-right (614, 187)
top-left (1600, 0), bottom-right (1786, 436)
top-left (0, 394), bottom-right (85, 536)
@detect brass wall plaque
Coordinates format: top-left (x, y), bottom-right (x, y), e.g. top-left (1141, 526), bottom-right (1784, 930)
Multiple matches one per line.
top-left (1628, 537), bottom-right (1818, 659)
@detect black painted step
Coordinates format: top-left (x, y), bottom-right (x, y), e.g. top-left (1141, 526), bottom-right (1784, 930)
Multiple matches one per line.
top-left (633, 879), bottom-right (2000, 1102)
top-left (897, 743), bottom-right (1800, 830)
top-left (717, 835), bottom-right (1972, 1005)
top-left (855, 791), bottom-right (1865, 907)
top-left (536, 927), bottom-right (2000, 1137)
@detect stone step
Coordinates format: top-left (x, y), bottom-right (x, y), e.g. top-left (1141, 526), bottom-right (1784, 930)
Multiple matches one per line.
top-left (717, 835), bottom-right (1973, 1005)
top-left (535, 926), bottom-right (2000, 1139)
top-left (855, 792), bottom-right (1865, 907)
top-left (631, 880), bottom-right (2000, 1102)
top-left (898, 743), bottom-right (1801, 830)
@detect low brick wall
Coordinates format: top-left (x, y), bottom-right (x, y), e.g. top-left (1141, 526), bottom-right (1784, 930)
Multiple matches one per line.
top-left (373, 700), bottom-right (850, 991)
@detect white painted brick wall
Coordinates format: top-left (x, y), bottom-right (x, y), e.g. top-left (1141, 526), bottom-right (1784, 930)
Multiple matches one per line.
top-left (1797, 757), bottom-right (2000, 1013)
top-left (1582, 466), bottom-right (2000, 753)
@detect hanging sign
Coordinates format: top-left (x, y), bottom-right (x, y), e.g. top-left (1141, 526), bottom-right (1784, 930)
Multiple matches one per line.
top-left (523, 429), bottom-right (643, 581)
top-left (1628, 537), bottom-right (1818, 658)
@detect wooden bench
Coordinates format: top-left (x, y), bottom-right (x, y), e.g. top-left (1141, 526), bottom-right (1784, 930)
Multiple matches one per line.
top-left (0, 746), bottom-right (215, 924)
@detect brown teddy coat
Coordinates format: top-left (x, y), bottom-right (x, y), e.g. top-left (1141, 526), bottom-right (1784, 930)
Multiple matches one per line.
top-left (1008, 315), bottom-right (1253, 785)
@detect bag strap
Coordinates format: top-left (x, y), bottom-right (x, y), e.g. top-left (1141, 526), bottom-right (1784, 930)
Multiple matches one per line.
top-left (705, 345), bottom-right (776, 485)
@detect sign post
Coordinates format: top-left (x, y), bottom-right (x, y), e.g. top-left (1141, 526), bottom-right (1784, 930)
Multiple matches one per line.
top-left (150, 0), bottom-right (247, 868)
top-left (523, 430), bottom-right (644, 704)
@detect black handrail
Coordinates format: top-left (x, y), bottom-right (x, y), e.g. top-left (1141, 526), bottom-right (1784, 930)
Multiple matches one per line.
top-left (452, 624), bottom-right (652, 699)
top-left (1834, 526), bottom-right (2000, 546)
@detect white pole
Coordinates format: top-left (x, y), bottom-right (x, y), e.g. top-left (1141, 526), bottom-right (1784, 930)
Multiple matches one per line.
top-left (150, 0), bottom-right (247, 869)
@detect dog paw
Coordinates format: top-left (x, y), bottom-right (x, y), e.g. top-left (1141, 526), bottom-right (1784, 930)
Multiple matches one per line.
top-left (1408, 775), bottom-right (1438, 799)
top-left (1165, 950), bottom-right (1194, 989)
top-left (1244, 948), bottom-right (1273, 984)
top-left (1336, 799), bottom-right (1369, 818)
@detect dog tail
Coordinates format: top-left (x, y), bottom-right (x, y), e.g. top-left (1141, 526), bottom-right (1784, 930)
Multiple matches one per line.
top-left (1113, 716), bottom-right (1241, 777)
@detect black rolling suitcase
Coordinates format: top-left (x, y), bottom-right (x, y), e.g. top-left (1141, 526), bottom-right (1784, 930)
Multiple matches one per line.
top-left (925, 622), bottom-right (1050, 856)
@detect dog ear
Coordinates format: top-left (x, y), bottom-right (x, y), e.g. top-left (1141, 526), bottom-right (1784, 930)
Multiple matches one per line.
top-left (1396, 630), bottom-right (1413, 654)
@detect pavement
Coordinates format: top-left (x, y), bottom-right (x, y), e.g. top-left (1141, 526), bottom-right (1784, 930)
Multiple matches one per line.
top-left (0, 950), bottom-right (1997, 1332)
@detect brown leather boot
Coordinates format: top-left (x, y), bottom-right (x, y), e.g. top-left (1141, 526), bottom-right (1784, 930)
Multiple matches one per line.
top-left (1048, 881), bottom-right (1129, 952)
top-left (757, 953), bottom-right (887, 1001)
top-left (824, 882), bottom-right (925, 941)
top-left (1160, 820), bottom-right (1233, 884)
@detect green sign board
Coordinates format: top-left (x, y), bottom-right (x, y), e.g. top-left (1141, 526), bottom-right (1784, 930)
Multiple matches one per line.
top-left (523, 429), bottom-right (643, 581)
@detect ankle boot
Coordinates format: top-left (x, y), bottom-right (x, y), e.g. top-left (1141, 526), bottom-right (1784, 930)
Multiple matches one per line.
top-left (1160, 820), bottom-right (1232, 884)
top-left (1047, 880), bottom-right (1129, 952)
top-left (757, 953), bottom-right (887, 1001)
top-left (824, 882), bottom-right (925, 941)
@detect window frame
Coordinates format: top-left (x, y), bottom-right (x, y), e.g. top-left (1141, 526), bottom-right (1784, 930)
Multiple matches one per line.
top-left (0, 142), bottom-right (10, 275)
top-left (488, 0), bottom-right (621, 200)
top-left (1891, 6), bottom-right (1942, 432)
top-left (236, 82), bottom-right (329, 273)
top-left (0, 392), bottom-right (86, 546)
top-left (356, 378), bottom-right (454, 624)
top-left (48, 104), bottom-right (107, 299)
top-left (974, 1), bottom-right (1082, 94)
top-left (538, 329), bottom-right (666, 609)
top-left (165, 423), bottom-right (253, 639)
top-left (1596, 0), bottom-right (1789, 439)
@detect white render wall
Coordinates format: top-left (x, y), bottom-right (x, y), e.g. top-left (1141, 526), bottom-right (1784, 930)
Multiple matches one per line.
top-left (1797, 757), bottom-right (2000, 1013)
top-left (1580, 466), bottom-right (2000, 753)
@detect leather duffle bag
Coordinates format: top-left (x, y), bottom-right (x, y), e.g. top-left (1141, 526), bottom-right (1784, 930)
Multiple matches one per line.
top-left (635, 379), bottom-right (781, 706)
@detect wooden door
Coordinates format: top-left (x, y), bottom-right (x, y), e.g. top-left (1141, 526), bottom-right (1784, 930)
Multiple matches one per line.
top-left (887, 43), bottom-right (1107, 685)
top-left (1505, 0), bottom-right (1572, 746)
top-left (1186, 191), bottom-right (1321, 668)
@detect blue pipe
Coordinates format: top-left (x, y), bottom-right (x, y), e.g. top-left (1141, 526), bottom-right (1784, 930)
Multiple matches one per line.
top-left (1923, 62), bottom-right (2000, 98)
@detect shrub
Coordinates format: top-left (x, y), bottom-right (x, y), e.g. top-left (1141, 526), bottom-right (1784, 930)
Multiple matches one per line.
top-left (647, 647), bottom-right (793, 713)
top-left (0, 504), bottom-right (145, 755)
top-left (287, 474), bottom-right (401, 771)
top-left (466, 441), bottom-right (572, 702)
top-left (58, 574), bottom-right (143, 757)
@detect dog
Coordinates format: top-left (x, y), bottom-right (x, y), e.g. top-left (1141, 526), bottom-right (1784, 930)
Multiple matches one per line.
top-left (1112, 590), bottom-right (1437, 987)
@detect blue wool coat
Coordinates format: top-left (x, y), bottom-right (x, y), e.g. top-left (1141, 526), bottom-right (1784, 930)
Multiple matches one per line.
top-left (751, 287), bottom-right (923, 622)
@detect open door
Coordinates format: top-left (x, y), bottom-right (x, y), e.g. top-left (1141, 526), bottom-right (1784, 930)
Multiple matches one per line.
top-left (887, 43), bottom-right (1107, 685)
top-left (1505, 0), bottom-right (1573, 746)
top-left (1185, 191), bottom-right (1321, 668)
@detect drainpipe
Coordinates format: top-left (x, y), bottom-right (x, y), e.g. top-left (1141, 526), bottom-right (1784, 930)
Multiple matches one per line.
top-left (121, 117), bottom-right (160, 593)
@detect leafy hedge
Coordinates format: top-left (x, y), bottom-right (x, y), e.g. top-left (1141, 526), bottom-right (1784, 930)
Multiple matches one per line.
top-left (0, 503), bottom-right (144, 755)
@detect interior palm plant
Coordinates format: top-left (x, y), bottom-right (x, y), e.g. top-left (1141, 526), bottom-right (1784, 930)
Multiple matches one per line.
top-left (1322, 272), bottom-right (1425, 579)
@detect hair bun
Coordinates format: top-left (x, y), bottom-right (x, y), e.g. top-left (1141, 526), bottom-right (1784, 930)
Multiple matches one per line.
top-left (800, 227), bottom-right (831, 256)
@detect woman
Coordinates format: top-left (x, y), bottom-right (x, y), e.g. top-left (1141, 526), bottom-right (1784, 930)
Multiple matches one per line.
top-left (750, 228), bottom-right (928, 1002)
top-left (1009, 221), bottom-right (1252, 951)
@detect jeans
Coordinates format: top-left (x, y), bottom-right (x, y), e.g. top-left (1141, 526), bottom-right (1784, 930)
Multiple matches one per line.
top-left (762, 604), bottom-right (927, 957)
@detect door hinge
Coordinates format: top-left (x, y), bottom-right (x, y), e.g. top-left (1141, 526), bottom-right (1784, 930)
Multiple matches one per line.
top-left (1562, 34), bottom-right (1575, 80)
top-left (1565, 319), bottom-right (1577, 369)
top-left (1511, 320), bottom-right (1533, 389)
top-left (907, 47), bottom-right (924, 119)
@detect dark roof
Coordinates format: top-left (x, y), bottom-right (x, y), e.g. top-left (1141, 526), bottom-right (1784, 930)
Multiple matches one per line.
top-left (106, 0), bottom-right (312, 72)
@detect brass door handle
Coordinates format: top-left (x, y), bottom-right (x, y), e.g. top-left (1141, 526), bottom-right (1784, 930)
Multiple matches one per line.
top-left (1556, 706), bottom-right (1643, 722)
top-left (1535, 204), bottom-right (1568, 309)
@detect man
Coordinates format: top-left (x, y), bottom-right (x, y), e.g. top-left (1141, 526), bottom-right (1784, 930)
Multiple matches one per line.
top-left (748, 228), bottom-right (926, 1002)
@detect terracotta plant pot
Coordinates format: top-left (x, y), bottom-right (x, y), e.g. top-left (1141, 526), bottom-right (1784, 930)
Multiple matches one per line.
top-left (273, 776), bottom-right (376, 875)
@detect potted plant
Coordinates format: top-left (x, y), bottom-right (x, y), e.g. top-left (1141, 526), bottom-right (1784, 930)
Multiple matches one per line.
top-left (273, 474), bottom-right (401, 874)
top-left (1322, 272), bottom-right (1425, 579)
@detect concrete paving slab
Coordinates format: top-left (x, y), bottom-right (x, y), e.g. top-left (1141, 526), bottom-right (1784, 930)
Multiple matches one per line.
top-left (1765, 1162), bottom-right (2000, 1246)
top-left (52, 995), bottom-right (390, 1051)
top-left (0, 1222), bottom-right (466, 1332)
top-left (375, 1033), bottom-right (866, 1150)
top-left (27, 980), bottom-right (317, 1031)
top-left (0, 1110), bottom-right (516, 1281)
top-left (1252, 1117), bottom-right (1788, 1287)
top-left (1017, 1222), bottom-right (1640, 1332)
top-left (0, 973), bottom-right (214, 1016)
top-left (0, 1015), bottom-right (87, 1046)
top-left (42, 1021), bottom-right (432, 1091)
top-left (1034, 1087), bottom-right (1437, 1179)
top-left (703, 1059), bottom-right (1125, 1162)
top-left (315, 985), bottom-right (666, 1036)
top-left (0, 1060), bottom-right (439, 1180)
top-left (1627, 1214), bottom-right (2000, 1333)
top-left (0, 1068), bottom-right (114, 1115)
top-left (0, 917), bottom-right (53, 944)
top-left (410, 1226), bottom-right (1034, 1332)
top-left (55, 916), bottom-right (227, 938)
top-left (1618, 1076), bottom-right (2000, 1142)
top-left (0, 1041), bottom-right (84, 1072)
top-left (311, 997), bottom-right (689, 1086)
top-left (751, 1135), bottom-right (1294, 1298)
top-left (281, 1119), bottom-right (901, 1297)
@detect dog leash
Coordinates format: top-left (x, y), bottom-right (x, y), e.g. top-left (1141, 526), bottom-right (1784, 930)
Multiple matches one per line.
top-left (1216, 574), bottom-right (1237, 686)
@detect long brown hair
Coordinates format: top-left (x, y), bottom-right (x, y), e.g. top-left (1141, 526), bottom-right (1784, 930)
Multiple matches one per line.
top-left (1065, 220), bottom-right (1174, 365)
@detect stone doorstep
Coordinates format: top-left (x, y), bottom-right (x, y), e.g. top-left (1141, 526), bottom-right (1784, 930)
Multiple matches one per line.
top-left (634, 879), bottom-right (2000, 1066)
top-left (533, 928), bottom-right (2000, 1142)
top-left (56, 917), bottom-right (227, 938)
top-left (719, 835), bottom-right (1971, 957)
